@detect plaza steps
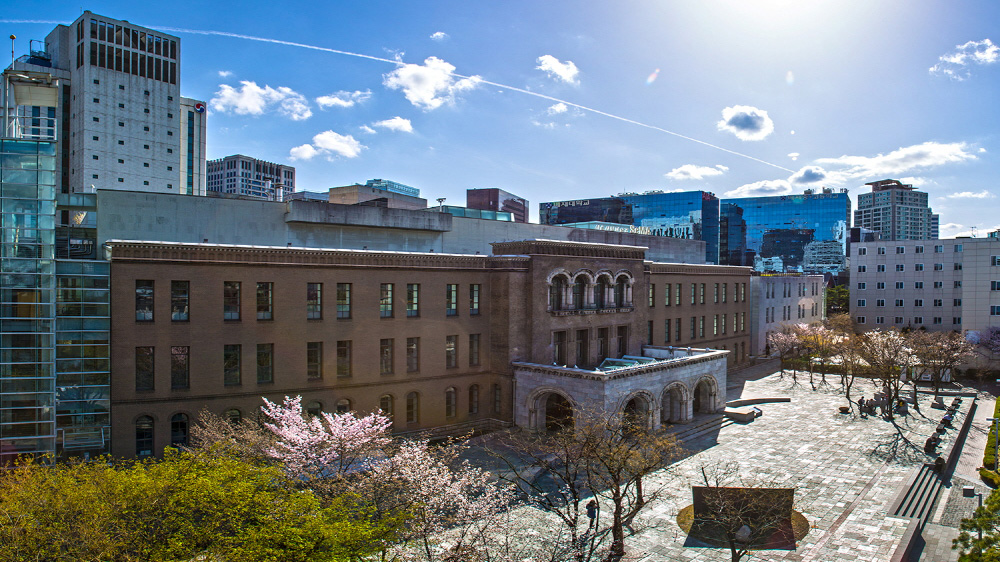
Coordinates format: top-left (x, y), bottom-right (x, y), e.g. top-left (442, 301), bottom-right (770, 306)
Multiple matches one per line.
top-left (891, 464), bottom-right (943, 524)
top-left (666, 414), bottom-right (735, 445)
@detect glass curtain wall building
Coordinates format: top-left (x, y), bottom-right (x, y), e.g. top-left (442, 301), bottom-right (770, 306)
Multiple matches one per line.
top-left (540, 191), bottom-right (720, 264)
top-left (720, 190), bottom-right (851, 274)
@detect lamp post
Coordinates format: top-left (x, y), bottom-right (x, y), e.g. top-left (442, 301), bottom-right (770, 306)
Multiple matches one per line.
top-left (963, 486), bottom-right (984, 541)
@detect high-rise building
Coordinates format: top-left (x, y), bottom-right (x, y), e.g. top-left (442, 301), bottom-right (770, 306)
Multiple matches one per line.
top-left (854, 179), bottom-right (938, 241)
top-left (721, 190), bottom-right (851, 275)
top-left (8, 11), bottom-right (206, 195)
top-left (206, 154), bottom-right (294, 200)
top-left (540, 191), bottom-right (721, 264)
top-left (467, 188), bottom-right (529, 223)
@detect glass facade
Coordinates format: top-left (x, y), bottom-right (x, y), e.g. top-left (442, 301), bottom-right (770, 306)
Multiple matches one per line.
top-left (1, 139), bottom-right (57, 461)
top-left (720, 191), bottom-right (851, 274)
top-left (539, 191), bottom-right (720, 263)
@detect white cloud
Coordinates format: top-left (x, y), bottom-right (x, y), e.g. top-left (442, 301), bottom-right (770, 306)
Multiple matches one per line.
top-left (724, 179), bottom-right (793, 198)
top-left (218, 70), bottom-right (232, 78)
top-left (383, 56), bottom-right (481, 110)
top-left (211, 81), bottom-right (312, 120)
top-left (930, 39), bottom-right (999, 80)
top-left (536, 55), bottom-right (580, 85)
top-left (359, 125), bottom-right (377, 134)
top-left (939, 222), bottom-right (964, 235)
top-left (289, 144), bottom-right (319, 161)
top-left (430, 31), bottom-right (449, 41)
top-left (788, 152), bottom-right (800, 161)
top-left (372, 116), bottom-right (414, 133)
top-left (980, 147), bottom-right (988, 153)
top-left (815, 141), bottom-right (977, 181)
top-left (665, 164), bottom-right (728, 181)
top-left (789, 165), bottom-right (827, 184)
top-left (716, 105), bottom-right (774, 141)
top-left (945, 190), bottom-right (994, 199)
top-left (899, 176), bottom-right (929, 187)
top-left (316, 89), bottom-right (372, 109)
top-left (547, 102), bottom-right (568, 115)
top-left (290, 131), bottom-right (366, 161)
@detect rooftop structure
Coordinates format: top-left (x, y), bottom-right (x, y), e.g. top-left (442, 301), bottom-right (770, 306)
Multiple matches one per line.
top-left (854, 179), bottom-right (938, 241)
top-left (206, 154), bottom-right (294, 201)
top-left (467, 188), bottom-right (528, 223)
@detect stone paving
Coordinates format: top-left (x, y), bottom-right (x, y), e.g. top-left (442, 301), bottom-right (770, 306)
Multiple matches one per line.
top-left (618, 372), bottom-right (970, 562)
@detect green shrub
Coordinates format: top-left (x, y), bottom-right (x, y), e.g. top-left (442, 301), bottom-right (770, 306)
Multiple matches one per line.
top-left (981, 468), bottom-right (1000, 488)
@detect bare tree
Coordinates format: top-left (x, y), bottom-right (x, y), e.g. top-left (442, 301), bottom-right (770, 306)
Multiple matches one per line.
top-left (856, 329), bottom-right (913, 419)
top-left (492, 407), bottom-right (683, 561)
top-left (908, 331), bottom-right (974, 396)
top-left (767, 329), bottom-right (800, 380)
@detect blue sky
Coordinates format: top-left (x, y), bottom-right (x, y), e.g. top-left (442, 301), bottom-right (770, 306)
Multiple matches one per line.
top-left (5, 1), bottom-right (999, 231)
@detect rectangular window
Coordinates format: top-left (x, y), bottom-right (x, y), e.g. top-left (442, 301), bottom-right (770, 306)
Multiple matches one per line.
top-left (933, 299), bottom-right (943, 307)
top-left (135, 280), bottom-right (154, 321)
top-left (257, 343), bottom-right (274, 384)
top-left (446, 284), bottom-right (458, 316)
top-left (954, 263), bottom-right (963, 271)
top-left (664, 319), bottom-right (672, 343)
top-left (740, 312), bottom-right (745, 332)
top-left (445, 335), bottom-right (458, 368)
top-left (992, 256), bottom-right (1000, 266)
top-left (306, 282), bottom-right (322, 319)
top-left (380, 339), bottom-right (394, 374)
top-left (934, 281), bottom-right (943, 289)
top-left (992, 306), bottom-right (1000, 316)
top-left (955, 281), bottom-right (963, 288)
top-left (992, 281), bottom-right (1000, 291)
top-left (934, 264), bottom-right (944, 271)
top-left (170, 346), bottom-right (189, 389)
top-left (676, 283), bottom-right (682, 305)
top-left (649, 284), bottom-right (655, 307)
top-left (877, 265), bottom-right (885, 272)
top-left (469, 333), bottom-right (481, 366)
top-left (336, 283), bottom-right (351, 319)
top-left (714, 283), bottom-right (719, 303)
top-left (740, 283), bottom-right (746, 302)
top-left (722, 283), bottom-right (728, 303)
top-left (598, 327), bottom-right (609, 358)
top-left (954, 317), bottom-right (962, 325)
top-left (223, 282), bottom-right (241, 320)
top-left (135, 346), bottom-right (154, 391)
top-left (493, 383), bottom-right (502, 414)
top-left (857, 299), bottom-right (866, 307)
top-left (895, 282), bottom-right (904, 289)
top-left (470, 284), bottom-right (481, 315)
top-left (690, 317), bottom-right (697, 340)
top-left (955, 244), bottom-right (964, 252)
top-left (307, 342), bottom-right (323, 379)
top-left (916, 245), bottom-right (924, 253)
top-left (857, 316), bottom-right (866, 324)
top-left (858, 247), bottom-right (867, 256)
top-left (915, 263), bottom-right (924, 271)
top-left (665, 284), bottom-right (672, 306)
top-left (954, 299), bottom-right (962, 307)
top-left (407, 284), bottom-right (420, 317)
top-left (380, 283), bottom-right (394, 318)
top-left (699, 316), bottom-right (705, 338)
top-left (406, 337), bottom-right (420, 372)
top-left (722, 314), bottom-right (727, 334)
top-left (553, 331), bottom-right (567, 365)
top-left (915, 281), bottom-right (924, 289)
top-left (256, 282), bottom-right (273, 320)
top-left (915, 299), bottom-right (924, 307)
top-left (647, 321), bottom-right (653, 345)
top-left (691, 283), bottom-right (696, 305)
top-left (336, 340), bottom-right (352, 377)
top-left (170, 281), bottom-right (189, 321)
top-left (677, 318), bottom-right (683, 342)
top-left (700, 283), bottom-right (706, 304)
top-left (223, 344), bottom-right (241, 386)
top-left (713, 315), bottom-right (719, 336)
top-left (857, 282), bottom-right (866, 289)
top-left (895, 299), bottom-right (904, 306)
top-left (896, 246), bottom-right (905, 254)
top-left (878, 247), bottom-right (886, 255)
top-left (896, 264), bottom-right (905, 272)
top-left (858, 265), bottom-right (867, 273)
top-left (617, 325), bottom-right (629, 357)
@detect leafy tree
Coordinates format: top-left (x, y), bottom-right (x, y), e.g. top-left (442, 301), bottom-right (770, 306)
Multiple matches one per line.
top-left (0, 449), bottom-right (379, 562)
top-left (825, 284), bottom-right (848, 316)
top-left (955, 487), bottom-right (1000, 560)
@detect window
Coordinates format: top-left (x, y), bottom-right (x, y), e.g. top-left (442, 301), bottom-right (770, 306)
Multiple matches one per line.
top-left (336, 400), bottom-right (351, 414)
top-left (934, 281), bottom-right (943, 288)
top-left (379, 395), bottom-right (394, 419)
top-left (895, 282), bottom-right (904, 289)
top-left (895, 299), bottom-right (904, 306)
top-left (896, 264), bottom-right (905, 272)
top-left (713, 283), bottom-right (719, 304)
top-left (914, 316), bottom-right (923, 324)
top-left (876, 317), bottom-right (884, 324)
top-left (878, 247), bottom-right (886, 255)
top-left (876, 299), bottom-right (885, 307)
top-left (445, 335), bottom-right (458, 368)
top-left (135, 280), bottom-right (154, 321)
top-left (877, 282), bottom-right (885, 290)
top-left (649, 284), bottom-right (655, 307)
top-left (446, 284), bottom-right (458, 316)
top-left (406, 284), bottom-right (420, 317)
top-left (136, 416), bottom-right (154, 457)
top-left (934, 263), bottom-right (944, 271)
top-left (992, 306), bottom-right (1000, 316)
top-left (257, 344), bottom-right (274, 384)
top-left (877, 265), bottom-right (885, 272)
top-left (933, 317), bottom-right (942, 325)
top-left (469, 334), bottom-right (481, 366)
top-left (993, 256), bottom-right (1000, 266)
top-left (858, 247), bottom-right (867, 256)
top-left (955, 244), bottom-right (964, 252)
top-left (169, 413), bottom-right (189, 448)
top-left (895, 317), bottom-right (904, 323)
top-left (380, 339), bottom-right (394, 374)
top-left (306, 402), bottom-right (322, 417)
top-left (406, 338), bottom-right (420, 372)
top-left (955, 281), bottom-right (963, 288)
top-left (307, 283), bottom-right (322, 319)
top-left (553, 331), bottom-right (567, 365)
top-left (224, 345), bottom-right (241, 386)
top-left (857, 282), bottom-right (866, 289)
top-left (856, 316), bottom-right (866, 324)
top-left (676, 283), bottom-right (683, 305)
top-left (445, 388), bottom-right (457, 418)
top-left (933, 299), bottom-right (943, 307)
top-left (935, 245), bottom-right (944, 253)
top-left (256, 282), bottom-right (273, 320)
top-left (336, 341), bottom-right (352, 377)
top-left (954, 299), bottom-right (962, 307)
top-left (170, 346), bottom-right (189, 389)
top-left (690, 317), bottom-right (697, 339)
top-left (896, 246), bottom-right (905, 254)
top-left (406, 392), bottom-right (419, 423)
top-left (954, 263), bottom-right (963, 271)
top-left (617, 325), bottom-right (629, 356)
top-left (916, 246), bottom-right (924, 253)
top-left (915, 299), bottom-right (924, 307)
top-left (379, 283), bottom-right (393, 318)
top-left (722, 283), bottom-right (728, 303)
top-left (700, 283), bottom-right (706, 304)
top-left (664, 319), bottom-right (672, 343)
top-left (690, 283), bottom-right (696, 305)
top-left (307, 342), bottom-right (323, 379)
top-left (336, 283), bottom-right (351, 319)
top-left (598, 327), bottom-right (609, 357)
top-left (713, 315), bottom-right (719, 336)
top-left (223, 281), bottom-right (241, 320)
top-left (915, 281), bottom-right (924, 289)
top-left (699, 316), bottom-right (705, 338)
top-left (493, 383), bottom-right (502, 414)
top-left (992, 281), bottom-right (1000, 291)
top-left (665, 284), bottom-right (671, 306)
top-left (469, 385), bottom-right (480, 414)
top-left (857, 299), bottom-right (866, 307)
top-left (954, 318), bottom-right (962, 325)
top-left (469, 284), bottom-right (481, 315)
top-left (135, 346), bottom-right (154, 391)
top-left (858, 265), bottom-right (867, 273)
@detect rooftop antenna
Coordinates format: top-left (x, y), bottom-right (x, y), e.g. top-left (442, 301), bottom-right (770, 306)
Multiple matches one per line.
top-left (436, 197), bottom-right (446, 212)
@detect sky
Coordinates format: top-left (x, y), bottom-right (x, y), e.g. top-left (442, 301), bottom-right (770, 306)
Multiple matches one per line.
top-left (3, 1), bottom-right (999, 232)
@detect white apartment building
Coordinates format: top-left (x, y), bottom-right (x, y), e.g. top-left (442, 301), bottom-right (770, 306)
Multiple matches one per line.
top-left (749, 274), bottom-right (826, 356)
top-left (854, 179), bottom-right (939, 241)
top-left (9, 11), bottom-right (206, 194)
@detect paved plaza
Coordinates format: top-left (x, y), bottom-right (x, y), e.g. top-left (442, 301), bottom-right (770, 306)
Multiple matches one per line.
top-left (615, 370), bottom-right (980, 561)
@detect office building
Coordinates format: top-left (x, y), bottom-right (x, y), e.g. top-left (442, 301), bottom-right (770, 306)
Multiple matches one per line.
top-left (540, 191), bottom-right (721, 264)
top-left (467, 188), bottom-right (528, 223)
top-left (721, 189), bottom-right (851, 275)
top-left (749, 274), bottom-right (826, 356)
top-left (8, 11), bottom-right (206, 195)
top-left (854, 179), bottom-right (938, 241)
top-left (327, 180), bottom-right (427, 210)
top-left (206, 154), bottom-right (294, 200)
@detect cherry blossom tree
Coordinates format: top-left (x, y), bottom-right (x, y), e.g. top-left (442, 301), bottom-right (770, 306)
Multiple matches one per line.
top-left (857, 329), bottom-right (913, 419)
top-left (908, 331), bottom-right (974, 396)
top-left (767, 330), bottom-right (800, 379)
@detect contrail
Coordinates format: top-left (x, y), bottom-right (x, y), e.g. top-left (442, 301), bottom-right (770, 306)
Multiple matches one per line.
top-left (2, 19), bottom-right (794, 173)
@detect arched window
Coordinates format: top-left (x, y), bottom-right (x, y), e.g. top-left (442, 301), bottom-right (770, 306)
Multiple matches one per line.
top-left (170, 413), bottom-right (188, 448)
top-left (549, 275), bottom-right (567, 310)
top-left (379, 394), bottom-right (394, 419)
top-left (572, 275), bottom-right (588, 309)
top-left (225, 408), bottom-right (241, 424)
top-left (468, 384), bottom-right (480, 414)
top-left (406, 392), bottom-right (419, 424)
top-left (136, 415), bottom-right (154, 457)
top-left (615, 275), bottom-right (629, 307)
top-left (336, 399), bottom-right (352, 414)
top-left (445, 387), bottom-right (457, 418)
top-left (595, 277), bottom-right (609, 308)
top-left (305, 401), bottom-right (322, 417)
